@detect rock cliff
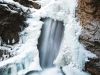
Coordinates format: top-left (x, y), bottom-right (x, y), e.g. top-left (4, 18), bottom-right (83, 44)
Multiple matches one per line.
top-left (78, 0), bottom-right (100, 75)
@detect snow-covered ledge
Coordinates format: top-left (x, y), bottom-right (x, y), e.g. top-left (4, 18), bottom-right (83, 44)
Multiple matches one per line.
top-left (0, 14), bottom-right (42, 75)
top-left (0, 0), bottom-right (43, 75)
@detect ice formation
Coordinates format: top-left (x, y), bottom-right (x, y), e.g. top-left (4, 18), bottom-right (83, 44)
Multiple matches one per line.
top-left (0, 0), bottom-right (96, 75)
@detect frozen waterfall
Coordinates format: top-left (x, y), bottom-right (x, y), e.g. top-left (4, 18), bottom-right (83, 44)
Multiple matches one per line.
top-left (0, 0), bottom-right (96, 75)
top-left (38, 18), bottom-right (64, 68)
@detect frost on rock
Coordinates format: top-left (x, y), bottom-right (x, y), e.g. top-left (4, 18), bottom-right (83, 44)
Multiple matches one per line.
top-left (0, 0), bottom-right (42, 75)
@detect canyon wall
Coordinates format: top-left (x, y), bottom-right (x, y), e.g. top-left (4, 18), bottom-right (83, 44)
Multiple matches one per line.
top-left (78, 0), bottom-right (100, 75)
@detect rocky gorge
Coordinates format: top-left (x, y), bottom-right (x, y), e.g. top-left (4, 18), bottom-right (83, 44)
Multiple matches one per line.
top-left (0, 0), bottom-right (99, 75)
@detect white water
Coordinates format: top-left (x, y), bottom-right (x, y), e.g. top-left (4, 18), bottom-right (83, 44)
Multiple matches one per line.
top-left (38, 18), bottom-right (64, 68)
top-left (0, 0), bottom-right (96, 75)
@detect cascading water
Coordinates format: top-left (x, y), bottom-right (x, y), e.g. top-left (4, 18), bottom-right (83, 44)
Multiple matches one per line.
top-left (38, 18), bottom-right (64, 68)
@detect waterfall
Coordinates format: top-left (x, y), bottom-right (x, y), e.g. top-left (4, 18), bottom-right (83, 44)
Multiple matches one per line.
top-left (38, 18), bottom-right (64, 68)
top-left (0, 0), bottom-right (96, 75)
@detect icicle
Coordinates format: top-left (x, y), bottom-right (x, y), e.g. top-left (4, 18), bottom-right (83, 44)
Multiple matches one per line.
top-left (8, 40), bottom-right (10, 44)
top-left (12, 39), bottom-right (15, 44)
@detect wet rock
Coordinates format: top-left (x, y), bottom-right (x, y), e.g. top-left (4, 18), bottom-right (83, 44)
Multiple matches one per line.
top-left (14, 0), bottom-right (41, 9)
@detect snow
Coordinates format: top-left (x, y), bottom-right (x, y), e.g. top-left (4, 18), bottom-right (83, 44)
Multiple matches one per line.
top-left (34, 0), bottom-right (67, 21)
top-left (41, 67), bottom-right (63, 75)
top-left (0, 0), bottom-right (42, 74)
top-left (63, 65), bottom-right (89, 75)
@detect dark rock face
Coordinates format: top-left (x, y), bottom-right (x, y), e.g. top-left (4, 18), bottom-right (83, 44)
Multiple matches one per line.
top-left (78, 0), bottom-right (100, 75)
top-left (0, 3), bottom-right (27, 45)
top-left (14, 0), bottom-right (41, 9)
top-left (85, 58), bottom-right (100, 75)
top-left (0, 2), bottom-right (27, 61)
